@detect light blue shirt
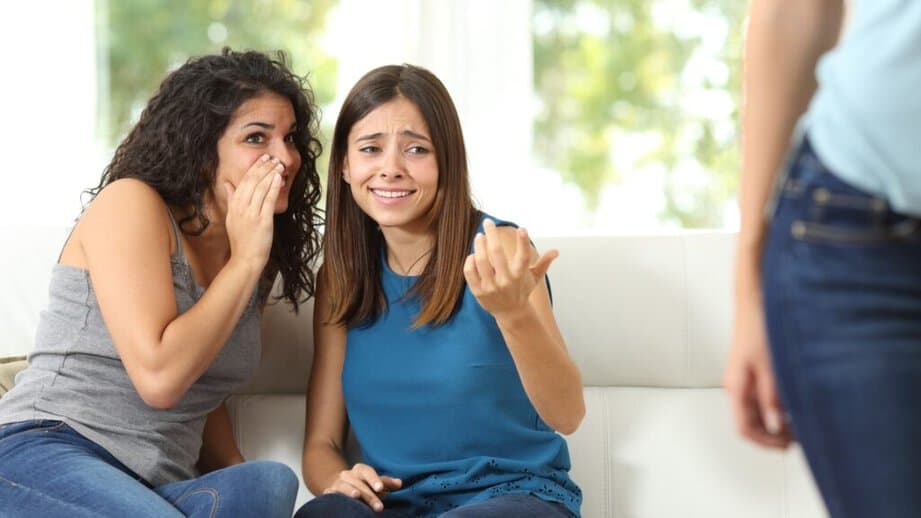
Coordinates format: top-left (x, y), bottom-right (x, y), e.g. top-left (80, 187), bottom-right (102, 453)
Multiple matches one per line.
top-left (805, 0), bottom-right (921, 216)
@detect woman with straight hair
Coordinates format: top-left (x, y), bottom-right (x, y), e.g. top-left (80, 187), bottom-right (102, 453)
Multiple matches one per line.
top-left (296, 64), bottom-right (584, 518)
top-left (0, 48), bottom-right (323, 517)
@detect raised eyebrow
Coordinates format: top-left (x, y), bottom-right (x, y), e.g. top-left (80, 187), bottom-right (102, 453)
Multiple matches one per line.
top-left (355, 132), bottom-right (383, 143)
top-left (240, 121), bottom-right (297, 131)
top-left (241, 122), bottom-right (273, 130)
top-left (401, 130), bottom-right (431, 142)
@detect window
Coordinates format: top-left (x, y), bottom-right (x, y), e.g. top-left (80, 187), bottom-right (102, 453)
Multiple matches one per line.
top-left (3, 0), bottom-right (746, 234)
top-left (96, 0), bottom-right (339, 150)
top-left (533, 0), bottom-right (746, 231)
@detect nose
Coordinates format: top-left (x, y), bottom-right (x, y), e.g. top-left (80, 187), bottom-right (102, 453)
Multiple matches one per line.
top-left (379, 145), bottom-right (405, 179)
top-left (270, 141), bottom-right (300, 173)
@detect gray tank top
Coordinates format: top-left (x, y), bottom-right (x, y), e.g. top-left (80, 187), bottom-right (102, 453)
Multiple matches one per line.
top-left (0, 212), bottom-right (261, 486)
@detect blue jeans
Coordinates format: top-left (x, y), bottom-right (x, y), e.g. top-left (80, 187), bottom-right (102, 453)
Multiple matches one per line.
top-left (294, 493), bottom-right (574, 518)
top-left (0, 420), bottom-right (298, 517)
top-left (762, 136), bottom-right (921, 518)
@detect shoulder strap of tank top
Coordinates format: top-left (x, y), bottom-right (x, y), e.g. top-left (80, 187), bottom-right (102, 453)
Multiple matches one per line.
top-left (55, 220), bottom-right (80, 263)
top-left (164, 208), bottom-right (184, 259)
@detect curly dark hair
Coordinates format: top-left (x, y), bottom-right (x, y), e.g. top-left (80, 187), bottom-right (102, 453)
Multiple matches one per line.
top-left (86, 48), bottom-right (323, 311)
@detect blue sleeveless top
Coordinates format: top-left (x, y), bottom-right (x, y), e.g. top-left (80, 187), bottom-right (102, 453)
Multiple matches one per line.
top-left (342, 214), bottom-right (582, 517)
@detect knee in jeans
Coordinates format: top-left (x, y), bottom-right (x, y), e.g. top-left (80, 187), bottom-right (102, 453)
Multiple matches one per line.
top-left (294, 493), bottom-right (373, 518)
top-left (244, 460), bottom-right (299, 498)
top-left (209, 461), bottom-right (299, 517)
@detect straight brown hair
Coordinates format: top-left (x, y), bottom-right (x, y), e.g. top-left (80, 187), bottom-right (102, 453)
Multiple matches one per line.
top-left (322, 64), bottom-right (479, 328)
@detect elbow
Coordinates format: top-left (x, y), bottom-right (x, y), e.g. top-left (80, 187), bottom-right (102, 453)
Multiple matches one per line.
top-left (554, 403), bottom-right (586, 436)
top-left (544, 392), bottom-right (586, 436)
top-left (121, 342), bottom-right (188, 410)
top-left (138, 386), bottom-right (182, 410)
top-left (133, 371), bottom-right (185, 410)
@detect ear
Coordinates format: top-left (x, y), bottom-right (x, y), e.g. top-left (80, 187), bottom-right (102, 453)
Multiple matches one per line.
top-left (342, 157), bottom-right (351, 184)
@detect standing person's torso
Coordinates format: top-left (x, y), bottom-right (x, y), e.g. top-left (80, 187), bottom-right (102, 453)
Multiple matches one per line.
top-left (342, 213), bottom-right (582, 518)
top-left (805, 0), bottom-right (921, 216)
top-left (0, 216), bottom-right (261, 486)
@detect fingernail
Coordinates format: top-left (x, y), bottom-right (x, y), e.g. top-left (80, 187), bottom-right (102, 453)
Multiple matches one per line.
top-left (261, 154), bottom-right (270, 162)
top-left (374, 502), bottom-right (383, 511)
top-left (765, 410), bottom-right (782, 434)
top-left (374, 483), bottom-right (383, 491)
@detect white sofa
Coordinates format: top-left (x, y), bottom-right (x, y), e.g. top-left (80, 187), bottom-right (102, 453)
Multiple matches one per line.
top-left (1, 226), bottom-right (828, 518)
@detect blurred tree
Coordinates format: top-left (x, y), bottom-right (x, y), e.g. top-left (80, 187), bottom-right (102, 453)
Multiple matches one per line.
top-left (96, 0), bottom-right (337, 148)
top-left (533, 0), bottom-right (745, 227)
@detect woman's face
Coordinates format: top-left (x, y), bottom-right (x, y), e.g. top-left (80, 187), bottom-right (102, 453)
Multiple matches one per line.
top-left (214, 91), bottom-right (300, 214)
top-left (342, 96), bottom-right (439, 236)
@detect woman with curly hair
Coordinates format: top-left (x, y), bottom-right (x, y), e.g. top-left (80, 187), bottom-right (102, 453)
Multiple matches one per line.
top-left (0, 48), bottom-right (322, 517)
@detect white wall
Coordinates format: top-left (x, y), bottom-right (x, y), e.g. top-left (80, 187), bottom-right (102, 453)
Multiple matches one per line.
top-left (0, 2), bottom-right (100, 228)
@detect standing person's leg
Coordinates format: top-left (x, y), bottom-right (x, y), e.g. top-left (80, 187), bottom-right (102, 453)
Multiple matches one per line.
top-left (763, 139), bottom-right (921, 518)
top-left (0, 420), bottom-right (183, 517)
top-left (156, 460), bottom-right (299, 518)
top-left (438, 494), bottom-right (573, 518)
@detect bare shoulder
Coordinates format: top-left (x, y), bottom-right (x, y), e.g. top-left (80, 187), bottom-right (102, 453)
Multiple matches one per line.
top-left (85, 178), bottom-right (165, 215)
top-left (77, 179), bottom-right (173, 257)
top-left (81, 179), bottom-right (169, 227)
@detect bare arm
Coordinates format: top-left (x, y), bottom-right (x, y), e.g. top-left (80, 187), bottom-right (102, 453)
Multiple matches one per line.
top-left (198, 402), bottom-right (245, 473)
top-left (465, 220), bottom-right (585, 435)
top-left (76, 155), bottom-right (284, 409)
top-left (725, 0), bottom-right (844, 447)
top-left (737, 0), bottom-right (844, 259)
top-left (301, 278), bottom-right (401, 511)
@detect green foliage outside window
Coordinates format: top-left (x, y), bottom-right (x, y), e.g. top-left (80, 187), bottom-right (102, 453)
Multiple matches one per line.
top-left (533, 0), bottom-right (746, 227)
top-left (96, 0), bottom-right (337, 152)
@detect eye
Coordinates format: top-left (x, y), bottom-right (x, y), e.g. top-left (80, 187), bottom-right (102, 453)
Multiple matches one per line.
top-left (407, 145), bottom-right (430, 155)
top-left (284, 132), bottom-right (297, 143)
top-left (358, 145), bottom-right (381, 153)
top-left (244, 133), bottom-right (266, 144)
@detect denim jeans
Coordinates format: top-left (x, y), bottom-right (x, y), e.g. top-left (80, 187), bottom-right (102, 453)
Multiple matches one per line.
top-left (762, 136), bottom-right (921, 518)
top-left (294, 493), bottom-right (574, 518)
top-left (0, 419), bottom-right (298, 517)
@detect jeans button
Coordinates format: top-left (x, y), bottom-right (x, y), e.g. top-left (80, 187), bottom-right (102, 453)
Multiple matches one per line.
top-left (791, 221), bottom-right (806, 238)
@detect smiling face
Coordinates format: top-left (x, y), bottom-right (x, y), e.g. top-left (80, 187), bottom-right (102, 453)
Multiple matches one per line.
top-left (214, 91), bottom-right (300, 214)
top-left (342, 96), bottom-right (439, 236)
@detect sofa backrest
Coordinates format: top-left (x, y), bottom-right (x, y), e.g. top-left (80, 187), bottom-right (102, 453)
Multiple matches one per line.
top-left (0, 227), bottom-right (827, 517)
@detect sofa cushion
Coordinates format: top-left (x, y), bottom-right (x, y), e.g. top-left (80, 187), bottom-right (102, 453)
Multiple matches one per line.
top-left (0, 356), bottom-right (27, 398)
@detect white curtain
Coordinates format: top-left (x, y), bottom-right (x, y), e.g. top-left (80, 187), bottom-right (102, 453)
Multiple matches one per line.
top-left (330, 0), bottom-right (562, 231)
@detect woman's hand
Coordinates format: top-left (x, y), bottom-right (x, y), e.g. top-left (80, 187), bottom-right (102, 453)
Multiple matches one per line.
top-left (323, 463), bottom-right (402, 512)
top-left (725, 286), bottom-right (792, 449)
top-left (224, 154), bottom-right (285, 272)
top-left (464, 218), bottom-right (558, 320)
